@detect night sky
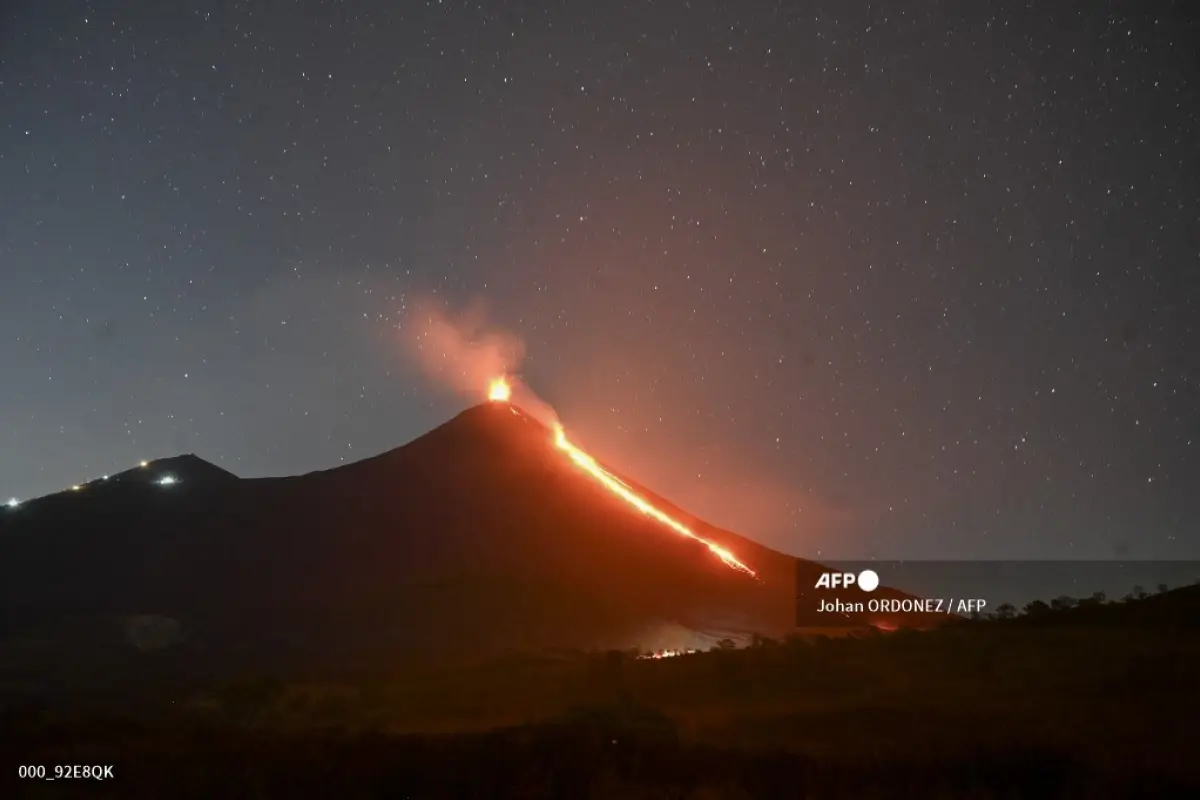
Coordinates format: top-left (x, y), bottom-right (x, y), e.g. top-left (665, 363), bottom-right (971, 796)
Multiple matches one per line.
top-left (2, 1), bottom-right (1196, 562)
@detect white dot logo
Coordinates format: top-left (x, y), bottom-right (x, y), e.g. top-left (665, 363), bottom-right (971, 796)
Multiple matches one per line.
top-left (857, 569), bottom-right (880, 592)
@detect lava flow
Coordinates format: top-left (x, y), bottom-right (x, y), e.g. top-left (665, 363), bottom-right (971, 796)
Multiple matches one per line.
top-left (487, 376), bottom-right (757, 579)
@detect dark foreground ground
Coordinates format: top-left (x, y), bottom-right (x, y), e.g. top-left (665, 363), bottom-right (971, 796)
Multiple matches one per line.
top-left (4, 712), bottom-right (1193, 800)
top-left (3, 593), bottom-right (1199, 799)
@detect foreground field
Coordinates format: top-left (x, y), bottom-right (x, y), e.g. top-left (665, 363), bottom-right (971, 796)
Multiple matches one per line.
top-left (4, 602), bottom-right (1198, 798)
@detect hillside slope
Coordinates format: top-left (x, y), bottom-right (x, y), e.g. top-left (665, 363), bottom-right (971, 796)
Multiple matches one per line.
top-left (0, 404), bottom-right (802, 697)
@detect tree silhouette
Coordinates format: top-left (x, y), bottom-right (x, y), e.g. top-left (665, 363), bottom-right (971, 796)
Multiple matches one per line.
top-left (753, 633), bottom-right (779, 648)
top-left (1023, 599), bottom-right (1051, 617)
top-left (1156, 583), bottom-right (1169, 595)
top-left (1050, 596), bottom-right (1077, 612)
top-left (1132, 585), bottom-right (1148, 600)
top-left (994, 603), bottom-right (1017, 620)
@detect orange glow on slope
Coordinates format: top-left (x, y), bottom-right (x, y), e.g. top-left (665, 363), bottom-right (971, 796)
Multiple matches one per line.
top-left (551, 423), bottom-right (757, 578)
top-left (488, 377), bottom-right (512, 402)
top-left (640, 648), bottom-right (698, 659)
top-left (483, 374), bottom-right (756, 578)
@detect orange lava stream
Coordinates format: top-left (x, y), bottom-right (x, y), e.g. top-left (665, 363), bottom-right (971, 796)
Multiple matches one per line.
top-left (551, 424), bottom-right (758, 578)
top-left (486, 375), bottom-right (756, 578)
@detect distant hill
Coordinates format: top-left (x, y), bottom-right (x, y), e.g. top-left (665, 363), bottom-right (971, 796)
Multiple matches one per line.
top-left (120, 454), bottom-right (241, 485)
top-left (992, 583), bottom-right (1200, 630)
top-left (0, 402), bottom-right (914, 704)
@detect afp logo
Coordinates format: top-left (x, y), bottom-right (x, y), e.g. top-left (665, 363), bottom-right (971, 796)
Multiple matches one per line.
top-left (815, 569), bottom-right (880, 592)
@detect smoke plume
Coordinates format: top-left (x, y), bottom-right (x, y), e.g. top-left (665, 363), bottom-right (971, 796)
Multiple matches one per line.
top-left (403, 296), bottom-right (524, 394)
top-left (401, 295), bottom-right (560, 428)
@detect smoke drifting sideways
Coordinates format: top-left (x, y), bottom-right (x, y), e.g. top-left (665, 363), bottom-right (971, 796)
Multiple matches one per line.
top-left (401, 296), bottom-right (561, 430)
top-left (398, 298), bottom-right (856, 559)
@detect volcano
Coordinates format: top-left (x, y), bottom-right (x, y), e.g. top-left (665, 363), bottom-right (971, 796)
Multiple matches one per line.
top-left (0, 402), bottom-right (893, 703)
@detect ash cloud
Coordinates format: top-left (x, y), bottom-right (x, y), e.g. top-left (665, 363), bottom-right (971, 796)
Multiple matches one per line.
top-left (401, 295), bottom-right (560, 428)
top-left (402, 296), bottom-right (525, 396)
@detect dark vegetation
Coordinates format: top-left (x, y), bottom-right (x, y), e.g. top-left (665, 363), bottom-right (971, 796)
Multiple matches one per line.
top-left (3, 586), bottom-right (1197, 799)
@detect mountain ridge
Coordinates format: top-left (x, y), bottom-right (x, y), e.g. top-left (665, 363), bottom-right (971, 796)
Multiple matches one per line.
top-left (0, 400), bottom-right (908, 705)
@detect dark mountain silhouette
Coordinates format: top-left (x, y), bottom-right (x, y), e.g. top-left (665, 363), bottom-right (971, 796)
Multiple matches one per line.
top-left (125, 454), bottom-right (240, 485)
top-left (0, 402), bottom-right (915, 704)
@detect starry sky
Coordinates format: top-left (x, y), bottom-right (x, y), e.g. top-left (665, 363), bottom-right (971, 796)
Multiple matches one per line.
top-left (2, 0), bottom-right (1196, 562)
